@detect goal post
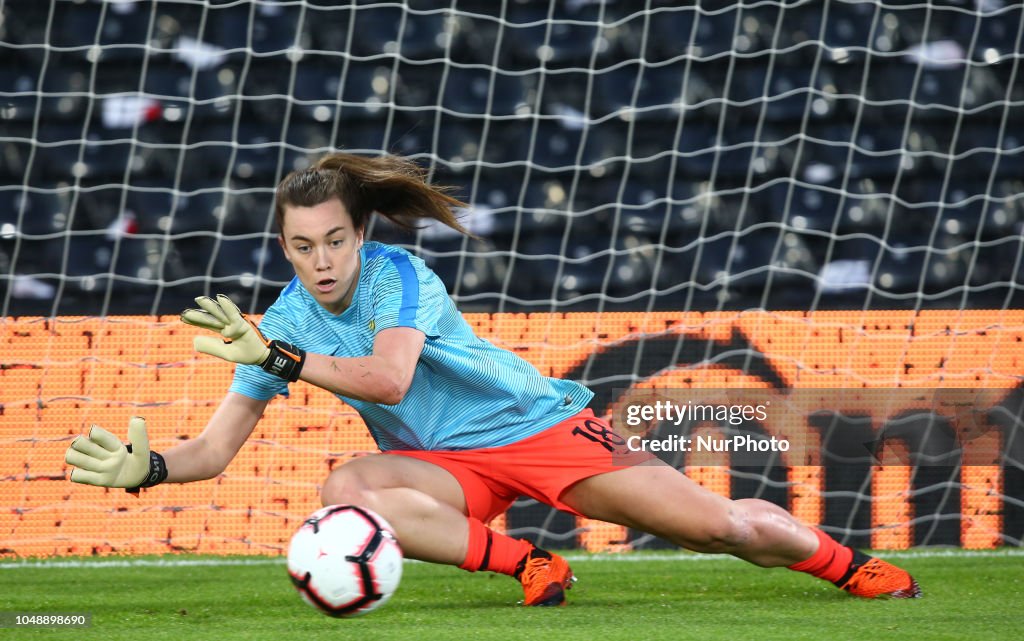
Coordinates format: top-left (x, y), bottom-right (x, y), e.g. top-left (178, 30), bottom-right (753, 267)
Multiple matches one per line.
top-left (0, 0), bottom-right (1022, 556)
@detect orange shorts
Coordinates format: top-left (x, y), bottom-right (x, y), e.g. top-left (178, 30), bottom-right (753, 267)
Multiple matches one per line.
top-left (385, 409), bottom-right (654, 522)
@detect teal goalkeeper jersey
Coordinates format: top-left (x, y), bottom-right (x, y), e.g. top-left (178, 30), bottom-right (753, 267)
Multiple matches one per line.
top-left (229, 241), bottom-right (593, 451)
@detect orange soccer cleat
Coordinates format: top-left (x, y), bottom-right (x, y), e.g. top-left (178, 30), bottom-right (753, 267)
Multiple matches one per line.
top-left (835, 551), bottom-right (922, 599)
top-left (514, 547), bottom-right (577, 606)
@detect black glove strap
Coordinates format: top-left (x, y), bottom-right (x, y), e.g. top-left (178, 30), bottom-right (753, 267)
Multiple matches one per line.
top-left (125, 450), bottom-right (168, 494)
top-left (260, 340), bottom-right (307, 382)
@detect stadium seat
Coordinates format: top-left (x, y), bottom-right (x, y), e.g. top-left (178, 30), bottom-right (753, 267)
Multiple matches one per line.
top-left (724, 126), bottom-right (781, 179)
top-left (591, 181), bottom-right (704, 239)
top-left (764, 179), bottom-right (897, 238)
top-left (748, 4), bottom-right (824, 60)
top-left (718, 68), bottom-right (784, 123)
top-left (349, 5), bottom-right (446, 60)
top-left (453, 175), bottom-right (596, 243)
top-left (57, 1), bottom-right (151, 62)
top-left (954, 124), bottom-right (1024, 179)
top-left (129, 123), bottom-right (211, 181)
top-left (820, 1), bottom-right (881, 61)
top-left (4, 232), bottom-right (55, 278)
top-left (534, 69), bottom-right (595, 124)
top-left (141, 63), bottom-right (230, 122)
top-left (0, 188), bottom-right (69, 237)
top-left (168, 235), bottom-right (216, 281)
top-left (528, 120), bottom-right (626, 176)
top-left (0, 3), bottom-right (50, 57)
top-left (197, 123), bottom-right (309, 183)
top-left (141, 2), bottom-right (208, 58)
top-left (417, 236), bottom-right (508, 300)
top-left (46, 235), bottom-right (114, 296)
top-left (32, 125), bottom-right (136, 182)
top-left (766, 183), bottom-right (841, 233)
top-left (844, 126), bottom-right (905, 179)
top-left (441, 67), bottom-right (530, 118)
top-left (449, 180), bottom-right (522, 239)
top-left (759, 123), bottom-right (819, 178)
top-left (523, 174), bottom-right (600, 229)
top-left (842, 180), bottom-right (901, 235)
top-left (292, 59), bottom-right (365, 124)
top-left (695, 234), bottom-right (820, 307)
top-left (325, 61), bottom-right (401, 122)
top-left (777, 123), bottom-right (860, 184)
top-left (648, 6), bottom-right (737, 61)
top-left (822, 232), bottom-right (969, 298)
top-left (991, 179), bottom-right (1024, 232)
top-left (233, 58), bottom-right (303, 124)
top-left (335, 118), bottom-right (433, 158)
top-left (508, 223), bottom-right (609, 303)
top-left (210, 237), bottom-right (295, 296)
top-left (282, 123), bottom-right (332, 160)
top-left (445, 12), bottom-right (509, 68)
top-left (505, 4), bottom-right (605, 70)
top-left (304, 2), bottom-right (353, 53)
top-left (846, 62), bottom-right (990, 125)
top-left (907, 123), bottom-right (959, 178)
top-left (433, 118), bottom-right (530, 175)
top-left (649, 124), bottom-right (712, 178)
top-left (126, 184), bottom-right (224, 236)
top-left (235, 56), bottom-right (396, 125)
top-left (715, 228), bottom-right (820, 295)
top-left (392, 61), bottom-right (443, 111)
top-left (220, 183), bottom-right (278, 236)
top-left (0, 64), bottom-right (91, 124)
top-left (593, 3), bottom-right (644, 63)
top-left (697, 184), bottom-right (766, 235)
top-left (603, 234), bottom-right (663, 299)
top-left (73, 184), bottom-right (130, 232)
top-left (656, 234), bottom-right (731, 295)
top-left (755, 66), bottom-right (842, 123)
top-left (205, 2), bottom-right (302, 59)
top-left (962, 5), bottom-right (1022, 64)
top-left (88, 54), bottom-right (149, 101)
top-left (11, 125), bottom-right (59, 182)
top-left (902, 180), bottom-right (1022, 239)
top-left (888, 5), bottom-right (961, 54)
top-left (108, 236), bottom-right (164, 299)
top-left (506, 221), bottom-right (664, 304)
top-left (593, 62), bottom-right (690, 122)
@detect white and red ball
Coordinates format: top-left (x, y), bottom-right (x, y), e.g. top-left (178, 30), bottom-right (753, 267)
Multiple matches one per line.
top-left (287, 505), bottom-right (403, 617)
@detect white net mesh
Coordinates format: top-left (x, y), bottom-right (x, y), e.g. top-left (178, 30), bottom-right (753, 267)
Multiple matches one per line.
top-left (1, 0), bottom-right (1023, 555)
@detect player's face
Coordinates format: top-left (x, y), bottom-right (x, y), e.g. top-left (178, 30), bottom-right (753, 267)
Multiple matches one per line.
top-left (278, 198), bottom-right (364, 315)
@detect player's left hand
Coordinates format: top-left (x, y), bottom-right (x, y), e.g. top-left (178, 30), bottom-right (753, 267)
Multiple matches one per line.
top-left (180, 294), bottom-right (271, 366)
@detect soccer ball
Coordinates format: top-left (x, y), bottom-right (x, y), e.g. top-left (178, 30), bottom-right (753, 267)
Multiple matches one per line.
top-left (287, 504), bottom-right (404, 617)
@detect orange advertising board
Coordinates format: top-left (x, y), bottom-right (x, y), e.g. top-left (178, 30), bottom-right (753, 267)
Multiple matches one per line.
top-left (1, 310), bottom-right (1021, 557)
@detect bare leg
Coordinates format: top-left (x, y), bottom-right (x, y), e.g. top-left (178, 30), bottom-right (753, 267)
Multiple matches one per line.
top-left (320, 454), bottom-right (470, 565)
top-left (560, 462), bottom-right (818, 566)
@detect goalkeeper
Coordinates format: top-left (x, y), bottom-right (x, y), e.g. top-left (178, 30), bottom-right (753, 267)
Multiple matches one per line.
top-left (64, 152), bottom-right (921, 605)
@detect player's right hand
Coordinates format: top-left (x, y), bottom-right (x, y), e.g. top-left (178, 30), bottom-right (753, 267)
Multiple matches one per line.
top-left (64, 417), bottom-right (151, 488)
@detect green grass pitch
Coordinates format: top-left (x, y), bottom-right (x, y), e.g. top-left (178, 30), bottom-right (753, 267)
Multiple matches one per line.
top-left (1, 551), bottom-right (1020, 641)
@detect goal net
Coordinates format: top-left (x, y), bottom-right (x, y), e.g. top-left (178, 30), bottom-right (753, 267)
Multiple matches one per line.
top-left (1, 0), bottom-right (1022, 557)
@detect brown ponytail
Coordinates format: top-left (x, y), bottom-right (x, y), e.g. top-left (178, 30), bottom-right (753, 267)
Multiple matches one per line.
top-left (274, 153), bottom-right (470, 236)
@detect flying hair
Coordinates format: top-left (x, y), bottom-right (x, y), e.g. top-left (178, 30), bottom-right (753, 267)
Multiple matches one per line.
top-left (274, 153), bottom-right (471, 237)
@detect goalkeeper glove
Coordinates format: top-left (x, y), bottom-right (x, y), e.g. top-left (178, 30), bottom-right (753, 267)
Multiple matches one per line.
top-left (64, 416), bottom-right (167, 490)
top-left (180, 294), bottom-right (306, 382)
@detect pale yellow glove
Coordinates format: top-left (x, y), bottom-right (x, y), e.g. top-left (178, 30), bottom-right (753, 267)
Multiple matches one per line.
top-left (181, 294), bottom-right (306, 381)
top-left (64, 417), bottom-right (151, 488)
top-left (180, 294), bottom-right (271, 366)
